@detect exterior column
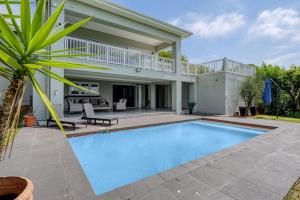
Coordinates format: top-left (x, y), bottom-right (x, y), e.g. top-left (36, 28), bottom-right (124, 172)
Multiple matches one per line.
top-left (50, 0), bottom-right (65, 115)
top-left (150, 84), bottom-right (156, 110)
top-left (172, 40), bottom-right (182, 114)
top-left (137, 85), bottom-right (142, 108)
top-left (171, 82), bottom-right (176, 110)
top-left (33, 0), bottom-right (66, 121)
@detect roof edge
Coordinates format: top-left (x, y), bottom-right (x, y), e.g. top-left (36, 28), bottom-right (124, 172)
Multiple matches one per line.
top-left (75, 0), bottom-right (193, 39)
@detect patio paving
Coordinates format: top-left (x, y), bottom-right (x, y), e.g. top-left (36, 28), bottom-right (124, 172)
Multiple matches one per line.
top-left (0, 114), bottom-right (299, 200)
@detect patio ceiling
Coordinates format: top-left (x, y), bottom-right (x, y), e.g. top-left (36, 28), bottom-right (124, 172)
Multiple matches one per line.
top-left (65, 14), bottom-right (166, 47)
top-left (64, 69), bottom-right (172, 84)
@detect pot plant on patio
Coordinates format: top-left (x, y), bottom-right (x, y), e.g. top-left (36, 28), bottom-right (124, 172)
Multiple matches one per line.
top-left (0, 0), bottom-right (109, 198)
top-left (187, 102), bottom-right (196, 114)
top-left (23, 106), bottom-right (38, 127)
top-left (240, 76), bottom-right (259, 117)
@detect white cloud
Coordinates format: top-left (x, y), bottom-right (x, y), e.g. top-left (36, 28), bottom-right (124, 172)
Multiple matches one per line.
top-left (168, 12), bottom-right (245, 38)
top-left (265, 52), bottom-right (300, 67)
top-left (249, 7), bottom-right (300, 41)
top-left (168, 17), bottom-right (182, 26)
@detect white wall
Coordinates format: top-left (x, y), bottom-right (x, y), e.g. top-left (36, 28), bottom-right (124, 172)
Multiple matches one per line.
top-left (195, 72), bottom-right (226, 115)
top-left (194, 72), bottom-right (247, 115)
top-left (225, 73), bottom-right (246, 115)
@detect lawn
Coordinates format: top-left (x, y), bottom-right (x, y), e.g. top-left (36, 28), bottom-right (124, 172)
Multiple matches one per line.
top-left (255, 115), bottom-right (300, 123)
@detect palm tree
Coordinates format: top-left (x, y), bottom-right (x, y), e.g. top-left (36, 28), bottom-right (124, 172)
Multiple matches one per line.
top-left (0, 0), bottom-right (109, 160)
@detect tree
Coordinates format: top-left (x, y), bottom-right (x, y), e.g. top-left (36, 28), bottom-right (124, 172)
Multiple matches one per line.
top-left (0, 0), bottom-right (109, 159)
top-left (282, 66), bottom-right (300, 112)
top-left (240, 76), bottom-right (260, 107)
top-left (158, 50), bottom-right (188, 62)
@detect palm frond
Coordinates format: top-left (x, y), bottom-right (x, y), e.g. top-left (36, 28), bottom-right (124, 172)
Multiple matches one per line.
top-left (0, 14), bottom-right (24, 55)
top-left (34, 47), bottom-right (86, 54)
top-left (20, 0), bottom-right (31, 46)
top-left (31, 0), bottom-right (45, 38)
top-left (39, 68), bottom-right (98, 94)
top-left (2, 0), bottom-right (22, 36)
top-left (26, 1), bottom-right (65, 55)
top-left (0, 49), bottom-right (22, 70)
top-left (29, 74), bottom-right (64, 131)
top-left (38, 53), bottom-right (97, 58)
top-left (40, 17), bottom-right (93, 49)
top-left (0, 1), bottom-right (21, 4)
top-left (35, 60), bottom-right (110, 70)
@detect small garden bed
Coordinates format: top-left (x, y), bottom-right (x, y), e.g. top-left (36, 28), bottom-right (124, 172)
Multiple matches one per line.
top-left (283, 177), bottom-right (300, 200)
top-left (255, 115), bottom-right (300, 123)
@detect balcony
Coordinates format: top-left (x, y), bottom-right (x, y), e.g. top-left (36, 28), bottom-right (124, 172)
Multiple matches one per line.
top-left (182, 58), bottom-right (256, 76)
top-left (64, 37), bottom-right (175, 73)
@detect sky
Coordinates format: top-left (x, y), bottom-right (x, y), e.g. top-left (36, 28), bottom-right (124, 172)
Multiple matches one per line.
top-left (111, 0), bottom-right (300, 67)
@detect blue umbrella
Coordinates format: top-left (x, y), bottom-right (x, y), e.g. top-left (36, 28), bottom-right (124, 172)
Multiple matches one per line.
top-left (263, 79), bottom-right (272, 105)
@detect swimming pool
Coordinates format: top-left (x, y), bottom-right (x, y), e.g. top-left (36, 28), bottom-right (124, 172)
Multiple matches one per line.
top-left (68, 121), bottom-right (266, 195)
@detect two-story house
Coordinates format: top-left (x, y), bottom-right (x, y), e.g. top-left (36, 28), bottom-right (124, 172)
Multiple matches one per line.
top-left (0, 0), bottom-right (255, 120)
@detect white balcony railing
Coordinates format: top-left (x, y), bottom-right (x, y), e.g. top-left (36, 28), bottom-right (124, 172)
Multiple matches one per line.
top-left (64, 37), bottom-right (175, 73)
top-left (182, 58), bottom-right (256, 76)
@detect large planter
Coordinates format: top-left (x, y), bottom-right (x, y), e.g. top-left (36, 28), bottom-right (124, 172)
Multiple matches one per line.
top-left (257, 105), bottom-right (265, 115)
top-left (24, 115), bottom-right (36, 127)
top-left (0, 176), bottom-right (33, 200)
top-left (239, 106), bottom-right (248, 117)
top-left (250, 107), bottom-right (257, 116)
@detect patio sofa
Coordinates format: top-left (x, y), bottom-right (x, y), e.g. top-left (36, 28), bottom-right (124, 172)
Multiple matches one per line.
top-left (90, 98), bottom-right (111, 111)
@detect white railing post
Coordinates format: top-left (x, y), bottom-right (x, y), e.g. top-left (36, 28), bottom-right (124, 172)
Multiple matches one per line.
top-left (86, 41), bottom-right (89, 61)
top-left (123, 49), bottom-right (126, 66)
top-left (106, 45), bottom-right (108, 64)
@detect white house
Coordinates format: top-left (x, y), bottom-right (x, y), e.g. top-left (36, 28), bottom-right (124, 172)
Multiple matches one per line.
top-left (0, 0), bottom-right (256, 120)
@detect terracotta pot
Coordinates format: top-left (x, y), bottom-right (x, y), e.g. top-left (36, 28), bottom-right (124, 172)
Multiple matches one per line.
top-left (0, 176), bottom-right (33, 200)
top-left (24, 115), bottom-right (36, 127)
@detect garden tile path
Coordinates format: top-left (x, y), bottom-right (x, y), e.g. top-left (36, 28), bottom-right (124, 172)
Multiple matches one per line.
top-left (0, 114), bottom-right (299, 200)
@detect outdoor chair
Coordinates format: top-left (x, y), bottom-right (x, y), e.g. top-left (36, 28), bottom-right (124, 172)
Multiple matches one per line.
top-left (83, 103), bottom-right (118, 126)
top-left (47, 104), bottom-right (87, 130)
top-left (113, 99), bottom-right (127, 111)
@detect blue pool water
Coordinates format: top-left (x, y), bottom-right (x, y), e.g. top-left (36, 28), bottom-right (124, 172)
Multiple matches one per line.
top-left (68, 121), bottom-right (266, 195)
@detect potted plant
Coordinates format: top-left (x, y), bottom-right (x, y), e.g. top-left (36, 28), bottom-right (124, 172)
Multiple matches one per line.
top-left (240, 77), bottom-right (257, 117)
top-left (24, 106), bottom-right (38, 127)
top-left (187, 102), bottom-right (196, 114)
top-left (0, 0), bottom-right (108, 197)
top-left (0, 177), bottom-right (33, 200)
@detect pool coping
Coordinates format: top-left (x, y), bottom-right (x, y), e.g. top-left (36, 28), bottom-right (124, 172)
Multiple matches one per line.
top-left (66, 117), bottom-right (277, 138)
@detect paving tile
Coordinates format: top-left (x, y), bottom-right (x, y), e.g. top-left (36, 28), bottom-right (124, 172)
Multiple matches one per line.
top-left (138, 187), bottom-right (179, 200)
top-left (262, 151), bottom-right (300, 172)
top-left (162, 174), bottom-right (216, 200)
top-left (211, 156), bottom-right (253, 177)
top-left (240, 164), bottom-right (297, 198)
top-left (207, 192), bottom-right (236, 200)
top-left (32, 174), bottom-right (70, 200)
top-left (26, 162), bottom-right (65, 181)
top-left (189, 164), bottom-right (236, 189)
top-left (158, 166), bottom-right (189, 181)
top-left (142, 174), bottom-right (165, 190)
top-left (97, 190), bottom-right (122, 200)
top-left (221, 179), bottom-right (279, 200)
top-left (118, 180), bottom-right (148, 200)
top-left (281, 142), bottom-right (300, 156)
